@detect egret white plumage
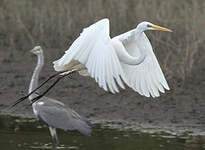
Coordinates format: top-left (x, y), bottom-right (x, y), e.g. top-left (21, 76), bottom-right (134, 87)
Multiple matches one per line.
top-left (28, 46), bottom-right (92, 147)
top-left (53, 18), bottom-right (172, 98)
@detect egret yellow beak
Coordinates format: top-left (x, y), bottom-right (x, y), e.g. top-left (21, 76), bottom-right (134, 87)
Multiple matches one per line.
top-left (151, 25), bottom-right (172, 32)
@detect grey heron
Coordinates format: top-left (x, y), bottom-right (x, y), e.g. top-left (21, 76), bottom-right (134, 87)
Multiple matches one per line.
top-left (28, 46), bottom-right (92, 147)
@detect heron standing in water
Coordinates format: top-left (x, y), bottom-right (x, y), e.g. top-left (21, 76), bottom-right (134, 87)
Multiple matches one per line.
top-left (28, 46), bottom-right (92, 148)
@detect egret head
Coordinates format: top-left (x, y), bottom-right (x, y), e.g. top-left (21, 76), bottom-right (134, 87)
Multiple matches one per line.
top-left (30, 46), bottom-right (43, 55)
top-left (137, 21), bottom-right (172, 32)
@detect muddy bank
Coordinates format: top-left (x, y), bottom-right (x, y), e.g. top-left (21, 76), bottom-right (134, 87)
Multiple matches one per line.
top-left (0, 47), bottom-right (205, 134)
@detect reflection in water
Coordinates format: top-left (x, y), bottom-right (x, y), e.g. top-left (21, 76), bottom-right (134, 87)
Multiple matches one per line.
top-left (0, 115), bottom-right (205, 150)
top-left (184, 136), bottom-right (205, 150)
top-left (30, 144), bottom-right (79, 149)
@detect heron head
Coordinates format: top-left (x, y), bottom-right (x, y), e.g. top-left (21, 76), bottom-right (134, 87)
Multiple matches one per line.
top-left (137, 21), bottom-right (172, 32)
top-left (30, 46), bottom-right (43, 55)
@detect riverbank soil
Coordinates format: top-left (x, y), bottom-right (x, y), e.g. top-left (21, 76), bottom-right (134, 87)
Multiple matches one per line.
top-left (1, 47), bottom-right (205, 133)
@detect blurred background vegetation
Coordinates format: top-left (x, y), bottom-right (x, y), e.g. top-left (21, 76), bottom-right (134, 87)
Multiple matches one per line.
top-left (0, 0), bottom-right (204, 88)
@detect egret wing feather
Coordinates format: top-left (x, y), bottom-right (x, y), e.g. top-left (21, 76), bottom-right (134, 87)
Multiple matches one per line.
top-left (53, 19), bottom-right (127, 93)
top-left (120, 32), bottom-right (169, 97)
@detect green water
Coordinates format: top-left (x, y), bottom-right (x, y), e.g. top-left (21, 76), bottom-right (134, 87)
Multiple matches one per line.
top-left (0, 115), bottom-right (205, 150)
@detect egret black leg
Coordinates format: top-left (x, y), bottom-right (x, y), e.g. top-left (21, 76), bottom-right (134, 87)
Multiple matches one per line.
top-left (31, 70), bottom-right (75, 104)
top-left (31, 75), bottom-right (64, 104)
top-left (9, 71), bottom-right (66, 108)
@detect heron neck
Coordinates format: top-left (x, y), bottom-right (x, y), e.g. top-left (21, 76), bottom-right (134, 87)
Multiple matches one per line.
top-left (28, 53), bottom-right (44, 101)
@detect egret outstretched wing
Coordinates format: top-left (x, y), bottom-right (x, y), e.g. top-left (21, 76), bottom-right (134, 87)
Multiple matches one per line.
top-left (53, 19), bottom-right (127, 93)
top-left (119, 32), bottom-right (169, 97)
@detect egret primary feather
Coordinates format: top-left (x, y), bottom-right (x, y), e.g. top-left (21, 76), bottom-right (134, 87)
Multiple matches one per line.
top-left (53, 18), bottom-right (172, 97)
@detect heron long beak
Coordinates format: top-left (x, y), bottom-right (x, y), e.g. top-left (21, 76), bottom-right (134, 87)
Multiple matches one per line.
top-left (152, 25), bottom-right (172, 32)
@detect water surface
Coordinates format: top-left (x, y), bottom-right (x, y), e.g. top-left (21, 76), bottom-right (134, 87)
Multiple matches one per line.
top-left (0, 115), bottom-right (205, 150)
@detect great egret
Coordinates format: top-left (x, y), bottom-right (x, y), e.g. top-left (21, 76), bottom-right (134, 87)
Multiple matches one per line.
top-left (28, 46), bottom-right (92, 147)
top-left (11, 18), bottom-right (172, 107)
top-left (53, 18), bottom-right (172, 98)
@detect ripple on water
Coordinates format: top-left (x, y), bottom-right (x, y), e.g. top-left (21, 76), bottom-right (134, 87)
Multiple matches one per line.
top-left (29, 143), bottom-right (79, 149)
top-left (0, 115), bottom-right (205, 150)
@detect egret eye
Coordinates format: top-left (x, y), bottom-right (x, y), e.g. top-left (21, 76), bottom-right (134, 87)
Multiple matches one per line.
top-left (147, 24), bottom-right (152, 28)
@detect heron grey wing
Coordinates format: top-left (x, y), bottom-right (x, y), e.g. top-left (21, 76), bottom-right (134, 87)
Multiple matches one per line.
top-left (67, 108), bottom-right (93, 135)
top-left (42, 96), bottom-right (65, 106)
top-left (34, 102), bottom-right (92, 136)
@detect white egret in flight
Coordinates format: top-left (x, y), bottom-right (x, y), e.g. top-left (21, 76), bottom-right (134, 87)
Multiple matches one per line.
top-left (53, 18), bottom-right (172, 98)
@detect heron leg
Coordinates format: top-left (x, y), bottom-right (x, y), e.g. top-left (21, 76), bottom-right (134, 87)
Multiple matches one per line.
top-left (49, 127), bottom-right (59, 148)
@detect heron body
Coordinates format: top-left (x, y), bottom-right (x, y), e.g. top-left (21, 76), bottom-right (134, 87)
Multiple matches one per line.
top-left (53, 18), bottom-right (172, 98)
top-left (29, 46), bottom-right (92, 146)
